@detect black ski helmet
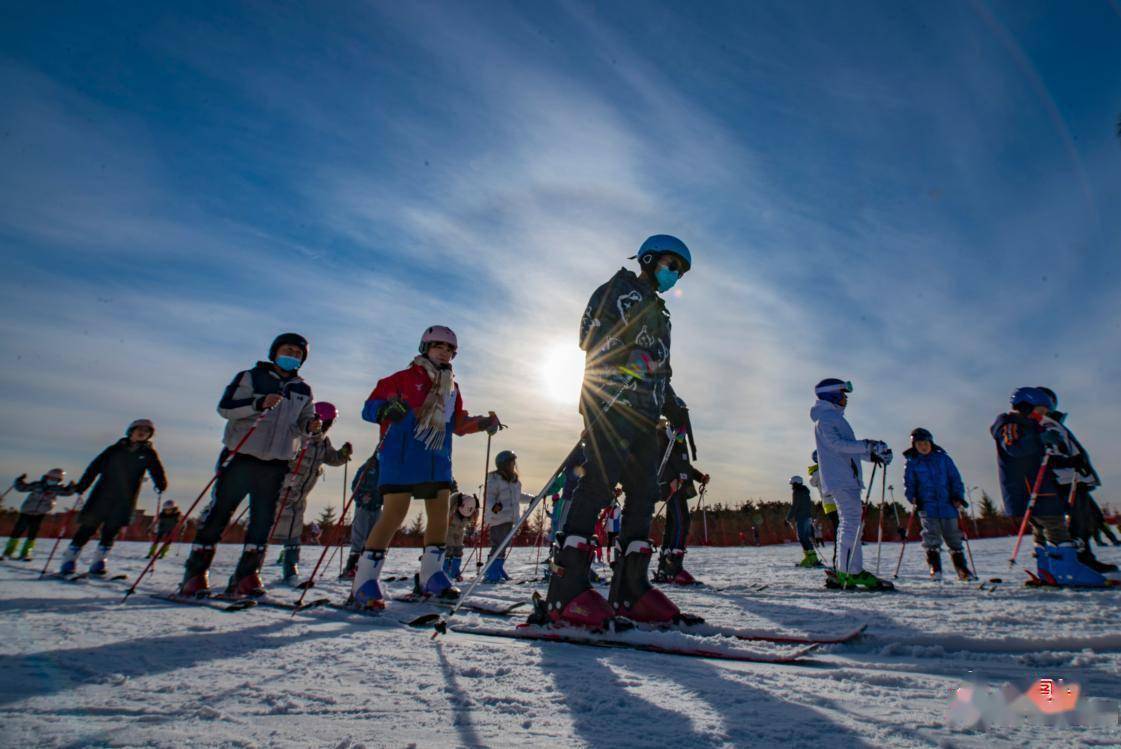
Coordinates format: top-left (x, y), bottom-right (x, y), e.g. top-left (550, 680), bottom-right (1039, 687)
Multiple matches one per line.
top-left (269, 333), bottom-right (309, 363)
top-left (910, 427), bottom-right (933, 443)
top-left (496, 450), bottom-right (517, 469)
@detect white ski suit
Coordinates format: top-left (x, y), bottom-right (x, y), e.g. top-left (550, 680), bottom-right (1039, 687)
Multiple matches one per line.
top-left (811, 400), bottom-right (876, 574)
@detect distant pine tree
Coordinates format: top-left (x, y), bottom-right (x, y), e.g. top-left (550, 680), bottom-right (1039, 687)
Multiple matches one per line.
top-left (317, 505), bottom-right (337, 527)
top-left (980, 490), bottom-right (999, 519)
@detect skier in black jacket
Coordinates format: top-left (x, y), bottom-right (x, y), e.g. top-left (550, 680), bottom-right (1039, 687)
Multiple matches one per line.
top-left (654, 417), bottom-right (708, 585)
top-left (535, 234), bottom-right (697, 629)
top-left (786, 476), bottom-right (821, 568)
top-left (59, 419), bottom-right (168, 576)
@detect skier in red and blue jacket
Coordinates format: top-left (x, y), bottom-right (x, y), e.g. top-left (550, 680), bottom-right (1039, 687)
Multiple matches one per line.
top-left (350, 325), bottom-right (501, 609)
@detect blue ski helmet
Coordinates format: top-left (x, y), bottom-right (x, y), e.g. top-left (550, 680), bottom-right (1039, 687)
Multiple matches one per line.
top-left (1036, 386), bottom-right (1057, 410)
top-left (814, 378), bottom-right (853, 404)
top-left (1010, 387), bottom-right (1050, 409)
top-left (634, 235), bottom-right (692, 273)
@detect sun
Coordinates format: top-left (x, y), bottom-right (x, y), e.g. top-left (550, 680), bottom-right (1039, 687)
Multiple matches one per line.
top-left (541, 343), bottom-right (586, 404)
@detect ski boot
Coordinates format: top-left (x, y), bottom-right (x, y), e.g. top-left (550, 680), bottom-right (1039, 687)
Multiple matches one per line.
top-left (534, 535), bottom-right (615, 629)
top-left (59, 544), bottom-right (81, 576)
top-left (609, 540), bottom-right (701, 624)
top-left (926, 549), bottom-right (943, 581)
top-left (3, 537), bottom-right (18, 559)
top-left (1028, 545), bottom-right (1058, 586)
top-left (351, 549), bottom-right (387, 609)
top-left (88, 545), bottom-right (111, 576)
top-left (415, 545), bottom-right (459, 600)
top-left (1077, 547), bottom-right (1120, 579)
top-left (666, 549), bottom-right (697, 585)
top-left (824, 567), bottom-right (842, 589)
top-left (281, 544), bottom-right (300, 586)
top-left (443, 555), bottom-right (463, 582)
top-left (226, 545), bottom-right (267, 597)
top-left (1046, 545), bottom-right (1115, 587)
top-left (797, 549), bottom-right (823, 569)
top-left (483, 555), bottom-right (506, 584)
top-left (838, 569), bottom-right (895, 591)
top-left (339, 551), bottom-right (359, 580)
top-left (18, 539), bottom-right (35, 561)
top-left (950, 550), bottom-right (976, 581)
top-left (178, 545), bottom-right (216, 597)
top-left (652, 552), bottom-right (672, 583)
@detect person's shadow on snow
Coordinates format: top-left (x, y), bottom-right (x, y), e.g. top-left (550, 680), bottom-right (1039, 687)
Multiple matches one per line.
top-left (534, 639), bottom-right (872, 749)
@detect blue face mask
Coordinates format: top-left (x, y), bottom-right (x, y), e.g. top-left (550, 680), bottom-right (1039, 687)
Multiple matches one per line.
top-left (655, 267), bottom-right (680, 293)
top-left (275, 355), bottom-right (302, 372)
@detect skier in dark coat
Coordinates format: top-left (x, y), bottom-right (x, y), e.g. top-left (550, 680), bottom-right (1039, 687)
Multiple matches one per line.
top-left (146, 500), bottom-right (182, 559)
top-left (59, 419), bottom-right (168, 576)
top-left (786, 476), bottom-right (820, 568)
top-left (654, 417), bottom-right (708, 584)
top-left (536, 234), bottom-right (698, 629)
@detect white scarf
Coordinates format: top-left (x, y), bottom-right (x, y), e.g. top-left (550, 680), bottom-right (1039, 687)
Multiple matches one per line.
top-left (412, 355), bottom-right (455, 450)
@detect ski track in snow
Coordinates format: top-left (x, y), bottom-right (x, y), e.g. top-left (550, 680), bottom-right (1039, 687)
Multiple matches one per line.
top-left (1, 538), bottom-right (1119, 748)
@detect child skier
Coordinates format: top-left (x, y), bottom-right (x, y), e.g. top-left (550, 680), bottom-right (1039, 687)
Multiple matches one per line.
top-left (902, 428), bottom-right (974, 580)
top-left (538, 234), bottom-right (697, 628)
top-left (483, 450), bottom-right (533, 583)
top-left (179, 333), bottom-right (315, 597)
top-left (655, 418), bottom-right (709, 585)
top-left (811, 378), bottom-right (894, 591)
top-left (786, 476), bottom-right (820, 568)
top-left (991, 387), bottom-right (1101, 586)
top-left (147, 499), bottom-right (182, 559)
top-left (604, 492), bottom-right (622, 565)
top-left (341, 452), bottom-right (382, 580)
top-left (4, 469), bottom-right (78, 560)
top-left (350, 325), bottom-right (501, 609)
top-left (271, 401), bottom-right (352, 586)
top-left (1034, 387), bottom-right (1119, 580)
top-left (444, 490), bottom-right (479, 582)
top-left (61, 419), bottom-right (168, 576)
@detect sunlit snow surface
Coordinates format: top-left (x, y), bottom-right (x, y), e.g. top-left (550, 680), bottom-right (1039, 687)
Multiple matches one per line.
top-left (2, 537), bottom-right (1119, 748)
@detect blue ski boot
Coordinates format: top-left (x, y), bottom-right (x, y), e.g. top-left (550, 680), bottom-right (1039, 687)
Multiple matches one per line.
top-left (483, 555), bottom-right (506, 583)
top-left (416, 545), bottom-right (459, 600)
top-left (59, 544), bottom-right (81, 576)
top-left (351, 549), bottom-right (386, 609)
top-left (88, 545), bottom-right (110, 576)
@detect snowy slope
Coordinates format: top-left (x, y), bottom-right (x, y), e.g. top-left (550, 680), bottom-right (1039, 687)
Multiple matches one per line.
top-left (1, 537), bottom-right (1118, 748)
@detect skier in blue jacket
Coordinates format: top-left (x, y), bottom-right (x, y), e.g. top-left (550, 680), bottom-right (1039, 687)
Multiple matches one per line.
top-left (903, 428), bottom-right (975, 581)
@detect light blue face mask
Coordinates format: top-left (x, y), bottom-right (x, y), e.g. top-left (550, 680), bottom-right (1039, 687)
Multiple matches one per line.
top-left (275, 355), bottom-right (302, 372)
top-left (655, 267), bottom-right (680, 293)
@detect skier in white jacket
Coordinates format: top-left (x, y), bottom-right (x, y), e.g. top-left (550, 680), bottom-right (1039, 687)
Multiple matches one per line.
top-left (811, 378), bottom-right (895, 591)
top-left (483, 450), bottom-right (534, 583)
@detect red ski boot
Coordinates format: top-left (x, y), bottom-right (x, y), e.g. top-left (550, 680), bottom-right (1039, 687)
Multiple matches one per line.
top-left (534, 535), bottom-right (614, 630)
top-left (225, 545), bottom-right (267, 598)
top-left (177, 545), bottom-right (215, 597)
top-left (610, 541), bottom-right (702, 624)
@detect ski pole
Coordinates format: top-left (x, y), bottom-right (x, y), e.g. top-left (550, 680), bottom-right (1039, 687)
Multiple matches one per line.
top-left (267, 441), bottom-right (311, 547)
top-left (888, 485), bottom-right (904, 540)
top-left (0, 482), bottom-right (16, 503)
top-left (322, 467), bottom-right (355, 580)
top-left (123, 410), bottom-right (270, 601)
top-left (429, 384), bottom-right (629, 635)
top-left (875, 469), bottom-right (887, 575)
top-left (843, 461), bottom-right (878, 577)
top-left (892, 509), bottom-right (916, 579)
top-left (340, 460), bottom-right (349, 576)
top-left (476, 432), bottom-right (494, 576)
top-left (39, 494), bottom-right (83, 577)
top-left (293, 434), bottom-right (386, 608)
top-left (700, 485), bottom-right (709, 545)
top-left (1008, 453), bottom-right (1053, 569)
top-left (958, 514), bottom-right (977, 579)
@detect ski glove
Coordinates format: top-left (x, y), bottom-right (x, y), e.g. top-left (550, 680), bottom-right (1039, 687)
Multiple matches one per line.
top-left (379, 399), bottom-right (410, 424)
top-left (867, 440), bottom-right (893, 465)
top-left (477, 413), bottom-right (502, 435)
top-left (338, 442), bottom-right (353, 461)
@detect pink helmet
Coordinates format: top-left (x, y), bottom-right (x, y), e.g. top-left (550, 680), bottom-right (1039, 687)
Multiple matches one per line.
top-left (419, 325), bottom-right (458, 356)
top-left (314, 402), bottom-right (338, 423)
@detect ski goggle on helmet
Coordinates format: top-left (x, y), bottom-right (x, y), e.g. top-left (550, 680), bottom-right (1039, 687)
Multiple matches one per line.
top-left (814, 378), bottom-right (853, 404)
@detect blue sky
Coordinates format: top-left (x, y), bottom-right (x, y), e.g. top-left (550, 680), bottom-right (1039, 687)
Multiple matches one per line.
top-left (2, 1), bottom-right (1119, 522)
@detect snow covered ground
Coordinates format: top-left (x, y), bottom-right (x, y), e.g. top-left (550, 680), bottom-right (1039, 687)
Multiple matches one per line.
top-left (2, 537), bottom-right (1119, 748)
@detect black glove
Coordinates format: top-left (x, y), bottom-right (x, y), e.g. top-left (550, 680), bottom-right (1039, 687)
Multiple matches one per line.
top-left (338, 442), bottom-right (353, 461)
top-left (379, 398), bottom-right (409, 423)
top-left (1040, 429), bottom-right (1065, 452)
top-left (477, 414), bottom-right (502, 435)
top-left (16, 473), bottom-right (27, 483)
top-left (491, 503), bottom-right (503, 514)
top-left (951, 497), bottom-right (968, 509)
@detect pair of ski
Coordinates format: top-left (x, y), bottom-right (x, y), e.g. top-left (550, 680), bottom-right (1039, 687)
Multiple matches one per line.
top-left (150, 592), bottom-right (332, 613)
top-left (50, 572), bottom-right (129, 584)
top-left (448, 619), bottom-right (866, 664)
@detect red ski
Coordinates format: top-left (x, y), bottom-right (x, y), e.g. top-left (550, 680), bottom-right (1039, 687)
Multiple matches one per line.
top-left (449, 624), bottom-right (819, 663)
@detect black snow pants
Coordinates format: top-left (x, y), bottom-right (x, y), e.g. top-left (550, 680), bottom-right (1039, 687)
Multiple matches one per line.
top-left (72, 520), bottom-right (126, 549)
top-left (195, 453), bottom-right (288, 547)
top-left (562, 407), bottom-right (658, 548)
top-left (10, 513), bottom-right (45, 541)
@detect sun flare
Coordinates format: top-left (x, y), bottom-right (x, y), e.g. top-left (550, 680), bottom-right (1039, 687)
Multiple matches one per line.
top-left (541, 343), bottom-right (586, 405)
